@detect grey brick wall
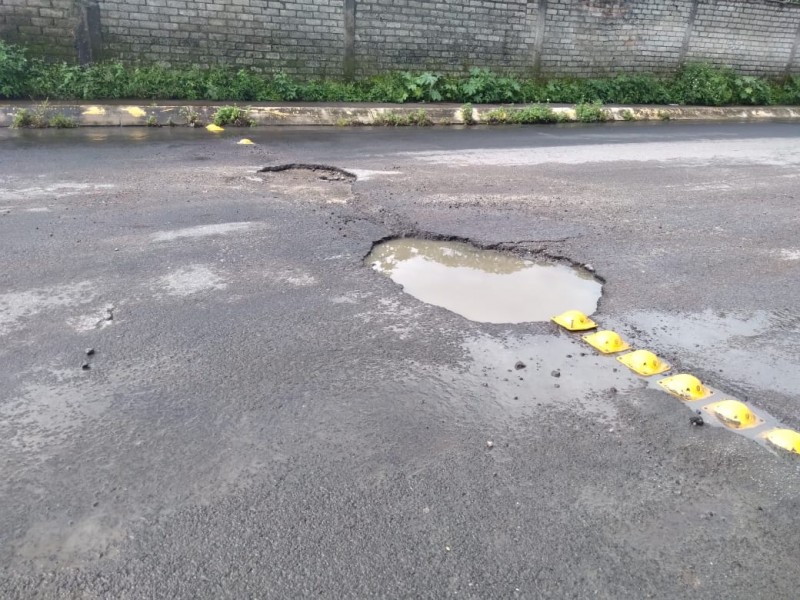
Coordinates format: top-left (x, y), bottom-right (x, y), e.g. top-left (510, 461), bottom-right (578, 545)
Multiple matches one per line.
top-left (97, 0), bottom-right (344, 76)
top-left (539, 0), bottom-right (695, 76)
top-left (354, 0), bottom-right (538, 76)
top-left (686, 0), bottom-right (800, 76)
top-left (0, 0), bottom-right (76, 62)
top-left (2, 0), bottom-right (800, 78)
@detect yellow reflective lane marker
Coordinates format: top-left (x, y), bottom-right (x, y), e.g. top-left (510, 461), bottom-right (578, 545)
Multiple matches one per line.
top-left (617, 349), bottom-right (670, 376)
top-left (705, 400), bottom-right (761, 430)
top-left (658, 374), bottom-right (712, 401)
top-left (552, 310), bottom-right (597, 332)
top-left (583, 330), bottom-right (629, 354)
top-left (763, 429), bottom-right (800, 455)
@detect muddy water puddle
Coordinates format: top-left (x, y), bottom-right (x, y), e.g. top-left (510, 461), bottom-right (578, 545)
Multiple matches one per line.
top-left (367, 238), bottom-right (601, 324)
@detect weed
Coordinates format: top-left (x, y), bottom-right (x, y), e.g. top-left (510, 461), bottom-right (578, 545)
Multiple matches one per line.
top-left (459, 68), bottom-right (521, 103)
top-left (146, 115), bottom-right (159, 127)
top-left (484, 107), bottom-right (512, 124)
top-left (658, 110), bottom-right (671, 121)
top-left (49, 113), bottom-right (77, 128)
top-left (12, 102), bottom-right (50, 128)
top-left (180, 106), bottom-right (202, 127)
top-left (575, 101), bottom-right (608, 123)
top-left (514, 104), bottom-right (559, 124)
top-left (2, 40), bottom-right (799, 108)
top-left (672, 63), bottom-right (733, 106)
top-left (335, 116), bottom-right (360, 127)
top-left (373, 109), bottom-right (432, 126)
top-left (620, 109), bottom-right (635, 121)
top-left (461, 103), bottom-right (475, 125)
top-left (11, 108), bottom-right (33, 128)
top-left (213, 105), bottom-right (253, 126)
top-left (0, 40), bottom-right (29, 98)
top-left (485, 104), bottom-right (558, 125)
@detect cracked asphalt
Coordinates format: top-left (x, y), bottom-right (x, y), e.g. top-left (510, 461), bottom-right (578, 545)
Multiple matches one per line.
top-left (1, 122), bottom-right (799, 599)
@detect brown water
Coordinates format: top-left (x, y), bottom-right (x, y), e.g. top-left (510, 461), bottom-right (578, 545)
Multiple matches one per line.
top-left (367, 238), bottom-right (602, 324)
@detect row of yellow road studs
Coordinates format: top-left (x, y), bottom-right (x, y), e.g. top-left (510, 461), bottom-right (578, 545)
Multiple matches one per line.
top-left (551, 309), bottom-right (800, 456)
top-left (206, 123), bottom-right (255, 145)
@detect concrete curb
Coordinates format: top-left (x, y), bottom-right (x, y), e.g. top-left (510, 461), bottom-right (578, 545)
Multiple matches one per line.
top-left (2, 102), bottom-right (799, 128)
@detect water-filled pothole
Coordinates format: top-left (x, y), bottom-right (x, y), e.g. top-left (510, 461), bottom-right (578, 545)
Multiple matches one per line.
top-left (367, 238), bottom-right (602, 324)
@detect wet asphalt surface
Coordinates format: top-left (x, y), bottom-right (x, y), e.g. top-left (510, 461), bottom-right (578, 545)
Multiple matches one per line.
top-left (1, 122), bottom-right (799, 599)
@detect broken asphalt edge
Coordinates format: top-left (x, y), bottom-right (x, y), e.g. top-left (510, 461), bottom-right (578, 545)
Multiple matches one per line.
top-left (1, 102), bottom-right (799, 127)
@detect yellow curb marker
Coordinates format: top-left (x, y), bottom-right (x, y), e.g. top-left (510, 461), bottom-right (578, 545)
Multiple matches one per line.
top-left (658, 374), bottom-right (712, 401)
top-left (705, 400), bottom-right (760, 430)
top-left (583, 330), bottom-right (629, 354)
top-left (551, 310), bottom-right (597, 332)
top-left (617, 349), bottom-right (670, 376)
top-left (763, 429), bottom-right (800, 455)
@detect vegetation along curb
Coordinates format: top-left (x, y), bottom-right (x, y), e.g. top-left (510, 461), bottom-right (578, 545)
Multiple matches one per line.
top-left (2, 102), bottom-right (800, 129)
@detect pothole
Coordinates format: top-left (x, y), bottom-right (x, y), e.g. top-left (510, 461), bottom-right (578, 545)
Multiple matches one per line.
top-left (367, 238), bottom-right (602, 324)
top-left (258, 164), bottom-right (356, 181)
top-left (257, 164), bottom-right (356, 204)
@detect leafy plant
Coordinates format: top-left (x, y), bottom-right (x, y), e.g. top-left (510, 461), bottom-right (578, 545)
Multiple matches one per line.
top-left (3, 41), bottom-right (800, 109)
top-left (49, 113), bottom-right (77, 128)
top-left (620, 109), bottom-right (635, 121)
top-left (373, 109), bottom-right (432, 126)
top-left (672, 63), bottom-right (734, 106)
top-left (485, 104), bottom-right (560, 124)
top-left (180, 106), bottom-right (203, 126)
top-left (460, 103), bottom-right (475, 125)
top-left (212, 105), bottom-right (254, 126)
top-left (11, 102), bottom-right (50, 128)
top-left (0, 40), bottom-right (28, 98)
top-left (11, 108), bottom-right (34, 128)
top-left (460, 67), bottom-right (522, 103)
top-left (575, 101), bottom-right (608, 123)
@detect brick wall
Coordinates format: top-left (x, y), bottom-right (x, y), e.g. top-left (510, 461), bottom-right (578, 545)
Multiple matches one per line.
top-left (0, 0), bottom-right (75, 61)
top-left (354, 0), bottom-right (538, 76)
top-left (2, 0), bottom-right (800, 78)
top-left (99, 0), bottom-right (344, 76)
top-left (686, 0), bottom-right (800, 76)
top-left (539, 0), bottom-right (695, 76)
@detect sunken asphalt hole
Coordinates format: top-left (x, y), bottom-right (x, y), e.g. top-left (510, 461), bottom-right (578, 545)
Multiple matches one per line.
top-left (367, 237), bottom-right (602, 324)
top-left (258, 164), bottom-right (357, 182)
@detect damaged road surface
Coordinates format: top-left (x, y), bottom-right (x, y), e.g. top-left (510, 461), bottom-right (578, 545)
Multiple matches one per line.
top-left (1, 123), bottom-right (799, 599)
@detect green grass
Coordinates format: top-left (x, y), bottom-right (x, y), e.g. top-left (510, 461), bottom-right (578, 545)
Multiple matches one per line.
top-left (373, 109), bottom-right (432, 126)
top-left (49, 113), bottom-right (77, 128)
top-left (3, 40), bottom-right (800, 106)
top-left (212, 105), bottom-right (254, 126)
top-left (11, 102), bottom-right (78, 128)
top-left (574, 101), bottom-right (609, 123)
top-left (485, 103), bottom-right (563, 124)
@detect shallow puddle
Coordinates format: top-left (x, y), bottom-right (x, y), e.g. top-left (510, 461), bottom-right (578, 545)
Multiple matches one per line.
top-left (367, 238), bottom-right (601, 324)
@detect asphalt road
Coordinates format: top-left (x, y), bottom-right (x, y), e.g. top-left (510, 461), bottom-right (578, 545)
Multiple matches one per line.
top-left (1, 122), bottom-right (799, 599)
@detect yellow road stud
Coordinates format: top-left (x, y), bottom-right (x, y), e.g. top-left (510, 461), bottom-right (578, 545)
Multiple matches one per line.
top-left (551, 310), bottom-right (597, 332)
top-left (237, 138), bottom-right (255, 145)
top-left (617, 350), bottom-right (670, 376)
top-left (583, 330), bottom-right (629, 354)
top-left (206, 124), bottom-right (225, 132)
top-left (763, 429), bottom-right (800, 455)
top-left (658, 374), bottom-right (711, 401)
top-left (706, 400), bottom-right (759, 429)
